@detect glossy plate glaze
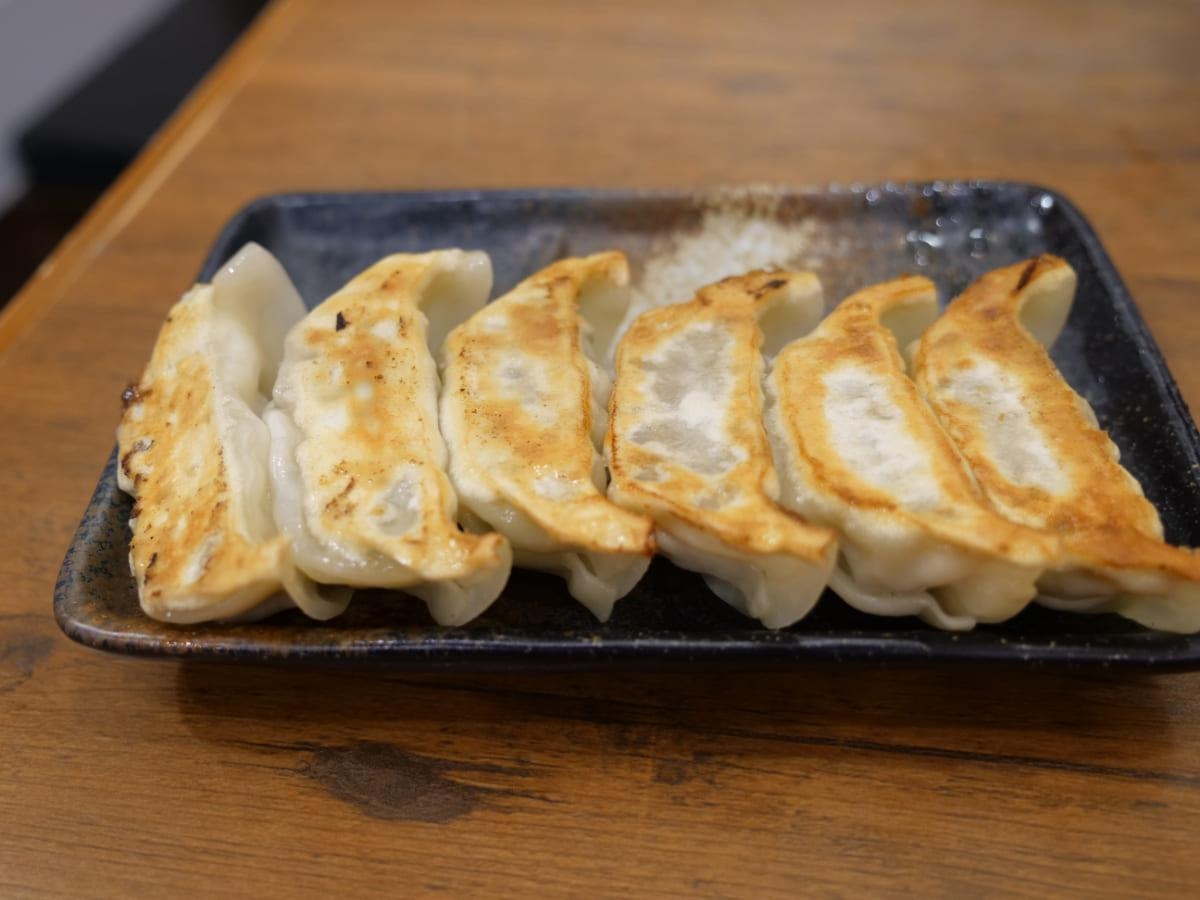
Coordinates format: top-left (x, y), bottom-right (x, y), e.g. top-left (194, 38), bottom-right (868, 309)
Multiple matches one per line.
top-left (55, 184), bottom-right (1200, 668)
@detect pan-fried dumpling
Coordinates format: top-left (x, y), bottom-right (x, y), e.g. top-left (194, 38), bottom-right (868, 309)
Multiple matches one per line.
top-left (117, 243), bottom-right (351, 623)
top-left (765, 275), bottom-right (1051, 629)
top-left (265, 250), bottom-right (513, 626)
top-left (607, 271), bottom-right (838, 629)
top-left (913, 255), bottom-right (1200, 633)
top-left (439, 253), bottom-right (655, 621)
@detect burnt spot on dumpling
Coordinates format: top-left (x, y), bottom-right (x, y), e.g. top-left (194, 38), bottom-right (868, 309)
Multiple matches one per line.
top-left (754, 278), bottom-right (789, 298)
top-left (120, 438), bottom-right (153, 479)
top-left (121, 383), bottom-right (148, 408)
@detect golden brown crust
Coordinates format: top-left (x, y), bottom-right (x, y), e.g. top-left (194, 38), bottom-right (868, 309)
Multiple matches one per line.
top-left (286, 252), bottom-right (508, 581)
top-left (772, 274), bottom-right (1049, 563)
top-left (914, 255), bottom-right (1200, 579)
top-left (608, 270), bottom-right (835, 563)
top-left (441, 253), bottom-right (654, 554)
top-left (117, 287), bottom-right (289, 617)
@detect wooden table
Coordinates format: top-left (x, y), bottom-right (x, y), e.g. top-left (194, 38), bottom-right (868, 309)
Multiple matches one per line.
top-left (3, 0), bottom-right (1199, 895)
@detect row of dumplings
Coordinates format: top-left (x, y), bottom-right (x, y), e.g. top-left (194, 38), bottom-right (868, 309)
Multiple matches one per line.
top-left (117, 244), bottom-right (1200, 633)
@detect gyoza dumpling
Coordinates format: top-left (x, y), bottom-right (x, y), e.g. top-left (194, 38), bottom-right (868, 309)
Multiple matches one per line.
top-left (439, 253), bottom-right (655, 621)
top-left (765, 275), bottom-right (1052, 629)
top-left (607, 271), bottom-right (838, 629)
top-left (265, 250), bottom-right (513, 626)
top-left (913, 255), bottom-right (1200, 633)
top-left (117, 243), bottom-right (350, 623)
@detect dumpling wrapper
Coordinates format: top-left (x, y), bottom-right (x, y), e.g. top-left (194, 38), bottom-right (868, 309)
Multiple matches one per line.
top-left (265, 250), bottom-right (513, 626)
top-left (117, 242), bottom-right (350, 623)
top-left (913, 254), bottom-right (1200, 633)
top-left (607, 270), bottom-right (838, 629)
top-left (440, 252), bottom-right (655, 621)
top-left (766, 274), bottom-right (1052, 630)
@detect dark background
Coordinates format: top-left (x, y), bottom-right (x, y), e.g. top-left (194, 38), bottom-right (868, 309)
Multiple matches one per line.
top-left (0, 0), bottom-right (267, 308)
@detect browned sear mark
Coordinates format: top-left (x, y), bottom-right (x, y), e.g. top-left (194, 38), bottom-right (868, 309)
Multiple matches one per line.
top-left (753, 277), bottom-right (789, 298)
top-left (120, 439), bottom-right (153, 478)
top-left (325, 477), bottom-right (357, 511)
top-left (1014, 257), bottom-right (1041, 293)
top-left (336, 311), bottom-right (349, 331)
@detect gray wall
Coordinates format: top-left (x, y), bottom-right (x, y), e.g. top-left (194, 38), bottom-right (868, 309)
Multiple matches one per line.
top-left (0, 0), bottom-right (175, 211)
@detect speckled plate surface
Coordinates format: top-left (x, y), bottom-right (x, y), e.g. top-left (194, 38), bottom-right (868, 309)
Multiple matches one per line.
top-left (54, 183), bottom-right (1200, 668)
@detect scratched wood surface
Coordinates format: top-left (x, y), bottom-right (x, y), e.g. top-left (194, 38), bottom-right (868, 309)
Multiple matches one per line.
top-left (2, 0), bottom-right (1200, 895)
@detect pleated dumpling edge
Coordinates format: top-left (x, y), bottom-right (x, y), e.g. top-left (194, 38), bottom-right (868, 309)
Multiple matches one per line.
top-left (117, 242), bottom-right (351, 623)
top-left (765, 273), bottom-right (1052, 630)
top-left (913, 255), bottom-right (1200, 633)
top-left (607, 270), bottom-right (838, 629)
top-left (266, 249), bottom-right (512, 626)
top-left (439, 252), bottom-right (655, 622)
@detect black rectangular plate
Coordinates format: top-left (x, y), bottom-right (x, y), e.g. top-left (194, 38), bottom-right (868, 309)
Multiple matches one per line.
top-left (54, 183), bottom-right (1200, 668)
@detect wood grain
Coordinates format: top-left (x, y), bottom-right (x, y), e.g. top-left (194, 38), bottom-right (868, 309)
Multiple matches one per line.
top-left (2, 0), bottom-right (1200, 895)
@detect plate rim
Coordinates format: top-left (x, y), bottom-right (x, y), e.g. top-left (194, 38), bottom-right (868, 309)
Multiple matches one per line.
top-left (55, 181), bottom-right (1200, 669)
